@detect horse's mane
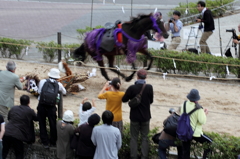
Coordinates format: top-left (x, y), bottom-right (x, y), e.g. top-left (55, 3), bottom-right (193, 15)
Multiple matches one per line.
top-left (124, 13), bottom-right (153, 25)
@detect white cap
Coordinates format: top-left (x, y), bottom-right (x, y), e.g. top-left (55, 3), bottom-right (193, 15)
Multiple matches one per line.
top-left (48, 68), bottom-right (60, 79)
top-left (63, 110), bottom-right (75, 122)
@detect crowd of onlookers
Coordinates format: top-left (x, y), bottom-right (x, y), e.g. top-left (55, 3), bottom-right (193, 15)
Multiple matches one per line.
top-left (0, 60), bottom-right (215, 159)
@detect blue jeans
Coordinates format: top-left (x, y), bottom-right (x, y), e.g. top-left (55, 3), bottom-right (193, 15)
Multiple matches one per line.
top-left (158, 139), bottom-right (182, 159)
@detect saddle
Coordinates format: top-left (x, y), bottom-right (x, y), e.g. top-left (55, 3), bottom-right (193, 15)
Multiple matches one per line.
top-left (98, 20), bottom-right (122, 52)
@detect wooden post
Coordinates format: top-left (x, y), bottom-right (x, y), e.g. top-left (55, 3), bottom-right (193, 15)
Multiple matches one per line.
top-left (238, 44), bottom-right (240, 78)
top-left (57, 32), bottom-right (61, 63)
top-left (58, 91), bottom-right (63, 119)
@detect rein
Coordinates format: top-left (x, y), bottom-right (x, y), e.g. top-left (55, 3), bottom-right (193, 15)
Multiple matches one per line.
top-left (114, 15), bottom-right (162, 47)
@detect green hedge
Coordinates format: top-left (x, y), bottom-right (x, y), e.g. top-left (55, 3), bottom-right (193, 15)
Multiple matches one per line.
top-left (134, 50), bottom-right (240, 78)
top-left (0, 37), bottom-right (32, 59)
top-left (120, 123), bottom-right (240, 159)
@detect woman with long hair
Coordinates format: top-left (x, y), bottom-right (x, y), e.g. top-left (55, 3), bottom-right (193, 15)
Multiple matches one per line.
top-left (98, 77), bottom-right (124, 133)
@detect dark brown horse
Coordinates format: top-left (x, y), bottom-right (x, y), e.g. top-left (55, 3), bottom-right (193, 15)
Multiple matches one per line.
top-left (74, 13), bottom-right (169, 81)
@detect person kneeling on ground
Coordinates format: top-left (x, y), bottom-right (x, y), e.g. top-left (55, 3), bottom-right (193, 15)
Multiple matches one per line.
top-left (158, 109), bottom-right (182, 159)
top-left (3, 95), bottom-right (38, 159)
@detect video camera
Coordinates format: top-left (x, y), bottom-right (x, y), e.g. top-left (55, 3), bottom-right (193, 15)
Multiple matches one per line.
top-left (226, 29), bottom-right (238, 40)
top-left (169, 18), bottom-right (175, 23)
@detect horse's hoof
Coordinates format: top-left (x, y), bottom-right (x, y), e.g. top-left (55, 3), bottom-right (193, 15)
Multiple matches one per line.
top-left (125, 77), bottom-right (132, 82)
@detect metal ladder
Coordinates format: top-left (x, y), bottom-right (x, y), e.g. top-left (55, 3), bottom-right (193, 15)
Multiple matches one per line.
top-left (185, 26), bottom-right (202, 53)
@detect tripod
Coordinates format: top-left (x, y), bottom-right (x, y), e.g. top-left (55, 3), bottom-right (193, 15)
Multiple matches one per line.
top-left (224, 36), bottom-right (237, 57)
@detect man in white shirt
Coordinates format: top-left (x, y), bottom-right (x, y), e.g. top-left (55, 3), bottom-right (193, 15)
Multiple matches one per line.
top-left (37, 68), bottom-right (66, 149)
top-left (91, 110), bottom-right (122, 159)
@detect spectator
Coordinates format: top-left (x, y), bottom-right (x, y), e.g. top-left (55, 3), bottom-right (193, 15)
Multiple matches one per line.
top-left (75, 113), bottom-right (100, 159)
top-left (196, 1), bottom-right (215, 54)
top-left (158, 110), bottom-right (182, 159)
top-left (37, 68), bottom-right (66, 148)
top-left (91, 110), bottom-right (122, 159)
top-left (56, 110), bottom-right (75, 159)
top-left (2, 95), bottom-right (38, 159)
top-left (0, 61), bottom-right (23, 123)
top-left (165, 11), bottom-right (183, 50)
top-left (122, 69), bottom-right (154, 159)
top-left (0, 113), bottom-right (5, 159)
top-left (78, 98), bottom-right (96, 126)
top-left (153, 12), bottom-right (167, 49)
top-left (233, 24), bottom-right (240, 45)
top-left (180, 89), bottom-right (212, 159)
top-left (98, 77), bottom-right (125, 133)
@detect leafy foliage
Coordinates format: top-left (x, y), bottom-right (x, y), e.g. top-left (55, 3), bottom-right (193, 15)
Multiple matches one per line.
top-left (36, 41), bottom-right (61, 62)
top-left (0, 37), bottom-right (32, 59)
top-left (76, 25), bottom-right (104, 40)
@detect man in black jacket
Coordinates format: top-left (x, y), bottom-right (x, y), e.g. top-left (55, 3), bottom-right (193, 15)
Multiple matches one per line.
top-left (196, 1), bottom-right (215, 54)
top-left (122, 69), bottom-right (154, 159)
top-left (2, 95), bottom-right (38, 159)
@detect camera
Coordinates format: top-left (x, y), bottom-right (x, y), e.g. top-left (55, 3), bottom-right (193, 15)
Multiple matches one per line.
top-left (109, 81), bottom-right (112, 85)
top-left (195, 15), bottom-right (202, 22)
top-left (226, 29), bottom-right (235, 33)
top-left (169, 18), bottom-right (175, 23)
top-left (226, 29), bottom-right (238, 39)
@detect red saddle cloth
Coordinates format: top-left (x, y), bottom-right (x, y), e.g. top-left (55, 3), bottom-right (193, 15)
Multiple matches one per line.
top-left (117, 24), bottom-right (122, 43)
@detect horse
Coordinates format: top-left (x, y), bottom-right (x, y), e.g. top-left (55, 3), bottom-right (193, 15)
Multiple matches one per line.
top-left (74, 13), bottom-right (169, 81)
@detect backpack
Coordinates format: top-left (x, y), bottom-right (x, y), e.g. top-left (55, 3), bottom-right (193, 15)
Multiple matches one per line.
top-left (163, 113), bottom-right (180, 137)
top-left (39, 79), bottom-right (59, 106)
top-left (176, 101), bottom-right (199, 141)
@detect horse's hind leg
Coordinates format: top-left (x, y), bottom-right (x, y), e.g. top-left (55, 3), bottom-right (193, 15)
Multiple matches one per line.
top-left (97, 61), bottom-right (111, 81)
top-left (106, 55), bottom-right (126, 79)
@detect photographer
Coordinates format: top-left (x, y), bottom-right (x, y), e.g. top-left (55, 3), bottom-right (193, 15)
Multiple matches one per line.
top-left (233, 24), bottom-right (240, 44)
top-left (165, 10), bottom-right (183, 50)
top-left (196, 1), bottom-right (215, 54)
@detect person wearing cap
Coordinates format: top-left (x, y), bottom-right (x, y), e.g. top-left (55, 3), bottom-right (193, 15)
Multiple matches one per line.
top-left (165, 10), bottom-right (183, 50)
top-left (91, 110), bottom-right (121, 159)
top-left (56, 110), bottom-right (75, 159)
top-left (122, 69), bottom-right (153, 159)
top-left (37, 68), bottom-right (66, 148)
top-left (158, 109), bottom-right (182, 159)
top-left (180, 89), bottom-right (212, 159)
top-left (98, 77), bottom-right (125, 133)
top-left (196, 1), bottom-right (215, 54)
top-left (2, 95), bottom-right (38, 159)
top-left (74, 113), bottom-right (100, 159)
top-left (0, 61), bottom-right (23, 123)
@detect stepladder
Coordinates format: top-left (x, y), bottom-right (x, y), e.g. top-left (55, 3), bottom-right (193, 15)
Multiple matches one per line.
top-left (185, 26), bottom-right (203, 54)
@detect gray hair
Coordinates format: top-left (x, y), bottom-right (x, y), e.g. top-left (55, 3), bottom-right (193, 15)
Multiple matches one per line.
top-left (6, 61), bottom-right (16, 71)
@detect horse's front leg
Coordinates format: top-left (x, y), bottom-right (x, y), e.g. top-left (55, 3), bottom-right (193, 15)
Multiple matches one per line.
top-left (107, 55), bottom-right (126, 79)
top-left (97, 61), bottom-right (111, 81)
top-left (140, 49), bottom-right (153, 70)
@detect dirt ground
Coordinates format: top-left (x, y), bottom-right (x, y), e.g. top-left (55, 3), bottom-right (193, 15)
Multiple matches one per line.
top-left (1, 59), bottom-right (240, 137)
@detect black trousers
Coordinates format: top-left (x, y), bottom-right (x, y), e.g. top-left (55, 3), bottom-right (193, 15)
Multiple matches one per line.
top-left (37, 103), bottom-right (57, 146)
top-left (182, 134), bottom-right (213, 159)
top-left (2, 136), bottom-right (24, 159)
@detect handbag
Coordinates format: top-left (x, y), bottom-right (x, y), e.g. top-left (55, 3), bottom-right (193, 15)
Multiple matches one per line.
top-left (128, 84), bottom-right (146, 109)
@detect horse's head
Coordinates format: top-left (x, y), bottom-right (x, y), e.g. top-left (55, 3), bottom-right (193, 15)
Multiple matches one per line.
top-left (73, 44), bottom-right (86, 62)
top-left (151, 13), bottom-right (169, 39)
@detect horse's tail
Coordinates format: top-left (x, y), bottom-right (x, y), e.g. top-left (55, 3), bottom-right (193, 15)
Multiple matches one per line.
top-left (73, 43), bottom-right (86, 61)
